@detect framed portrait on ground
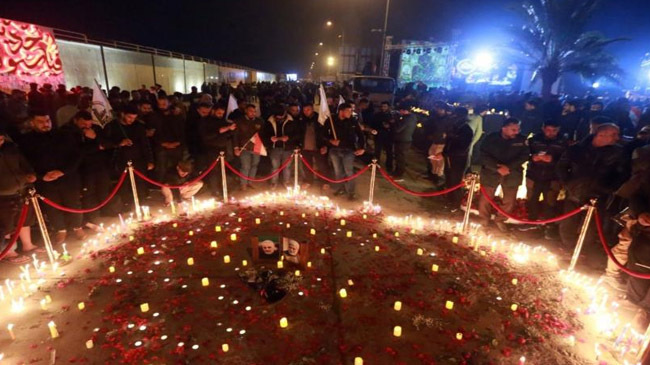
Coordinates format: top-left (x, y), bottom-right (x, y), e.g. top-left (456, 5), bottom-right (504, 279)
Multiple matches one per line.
top-left (251, 236), bottom-right (308, 267)
top-left (282, 237), bottom-right (308, 267)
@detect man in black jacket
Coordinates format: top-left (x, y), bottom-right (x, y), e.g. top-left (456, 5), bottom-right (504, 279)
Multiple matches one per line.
top-left (0, 129), bottom-right (39, 263)
top-left (392, 101), bottom-right (418, 181)
top-left (371, 101), bottom-right (395, 173)
top-left (325, 103), bottom-right (365, 200)
top-left (525, 120), bottom-right (567, 223)
top-left (233, 104), bottom-right (264, 190)
top-left (478, 118), bottom-right (529, 232)
top-left (152, 96), bottom-right (186, 182)
top-left (298, 103), bottom-right (330, 190)
top-left (262, 105), bottom-right (301, 189)
top-left (18, 111), bottom-right (85, 244)
top-left (442, 108), bottom-right (474, 210)
top-left (556, 123), bottom-right (626, 248)
top-left (60, 111), bottom-right (113, 229)
top-left (160, 160), bottom-right (204, 206)
top-left (103, 105), bottom-right (154, 210)
top-left (199, 104), bottom-right (235, 196)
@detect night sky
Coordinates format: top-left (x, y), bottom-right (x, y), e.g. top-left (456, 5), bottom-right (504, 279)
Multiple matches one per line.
top-left (1, 0), bottom-right (648, 81)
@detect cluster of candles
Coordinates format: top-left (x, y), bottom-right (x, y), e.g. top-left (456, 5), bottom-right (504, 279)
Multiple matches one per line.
top-left (0, 190), bottom-right (645, 365)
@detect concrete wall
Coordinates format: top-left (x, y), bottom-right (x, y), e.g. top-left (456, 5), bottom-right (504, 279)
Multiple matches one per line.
top-left (103, 47), bottom-right (154, 91)
top-left (205, 64), bottom-right (219, 83)
top-left (57, 40), bottom-right (107, 88)
top-left (153, 55), bottom-right (185, 94)
top-left (184, 60), bottom-right (205, 93)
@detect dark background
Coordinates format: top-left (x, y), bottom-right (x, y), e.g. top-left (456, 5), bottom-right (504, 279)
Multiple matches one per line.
top-left (1, 0), bottom-right (647, 79)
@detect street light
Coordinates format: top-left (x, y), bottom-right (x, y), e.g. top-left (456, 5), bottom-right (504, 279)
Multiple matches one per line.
top-left (319, 42), bottom-right (323, 46)
top-left (326, 20), bottom-right (333, 27)
top-left (315, 52), bottom-right (319, 56)
top-left (327, 56), bottom-right (335, 67)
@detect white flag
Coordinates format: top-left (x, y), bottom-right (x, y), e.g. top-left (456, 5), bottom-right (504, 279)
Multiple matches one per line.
top-left (338, 95), bottom-right (346, 107)
top-left (226, 94), bottom-right (238, 120)
top-left (317, 85), bottom-right (331, 126)
top-left (91, 79), bottom-right (112, 127)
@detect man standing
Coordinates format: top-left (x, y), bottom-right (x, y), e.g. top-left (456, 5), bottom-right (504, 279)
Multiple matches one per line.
top-left (325, 103), bottom-right (365, 200)
top-left (371, 101), bottom-right (395, 173)
top-left (442, 108), bottom-right (474, 211)
top-left (103, 105), bottom-right (154, 209)
top-left (519, 98), bottom-right (543, 137)
top-left (299, 103), bottom-right (330, 190)
top-left (525, 120), bottom-right (567, 227)
top-left (262, 106), bottom-right (300, 189)
top-left (18, 112), bottom-right (85, 244)
top-left (199, 104), bottom-right (235, 196)
top-left (478, 118), bottom-right (529, 232)
top-left (556, 123), bottom-right (626, 249)
top-left (233, 104), bottom-right (264, 191)
top-left (391, 101), bottom-right (418, 181)
top-left (152, 96), bottom-right (186, 182)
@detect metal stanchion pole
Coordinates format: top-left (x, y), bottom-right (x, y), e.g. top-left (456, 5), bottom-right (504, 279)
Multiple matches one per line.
top-left (568, 198), bottom-right (597, 271)
top-left (462, 173), bottom-right (477, 234)
top-left (220, 152), bottom-right (228, 203)
top-left (293, 149), bottom-right (300, 193)
top-left (126, 161), bottom-right (142, 221)
top-left (368, 159), bottom-right (378, 206)
top-left (29, 190), bottom-right (55, 265)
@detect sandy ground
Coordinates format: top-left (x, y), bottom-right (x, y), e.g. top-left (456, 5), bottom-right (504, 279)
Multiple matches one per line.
top-left (0, 148), bottom-right (638, 364)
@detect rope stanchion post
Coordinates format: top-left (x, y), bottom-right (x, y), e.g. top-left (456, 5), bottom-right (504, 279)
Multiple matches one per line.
top-left (127, 161), bottom-right (142, 221)
top-left (29, 189), bottom-right (55, 265)
top-left (568, 198), bottom-right (597, 271)
top-left (368, 159), bottom-right (378, 206)
top-left (220, 152), bottom-right (228, 203)
top-left (293, 148), bottom-right (300, 193)
top-left (462, 173), bottom-right (477, 234)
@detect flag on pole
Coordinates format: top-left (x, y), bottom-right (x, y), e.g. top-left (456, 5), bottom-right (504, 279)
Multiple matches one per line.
top-left (226, 94), bottom-right (239, 120)
top-left (338, 95), bottom-right (346, 107)
top-left (249, 132), bottom-right (267, 156)
top-left (317, 85), bottom-right (331, 126)
top-left (91, 79), bottom-right (113, 127)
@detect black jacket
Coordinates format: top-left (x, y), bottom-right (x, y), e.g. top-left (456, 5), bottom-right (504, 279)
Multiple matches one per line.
top-left (393, 113), bottom-right (418, 143)
top-left (443, 121), bottom-right (473, 157)
top-left (261, 115), bottom-right (302, 151)
top-left (0, 141), bottom-right (34, 196)
top-left (526, 133), bottom-right (567, 182)
top-left (59, 123), bottom-right (109, 174)
top-left (152, 111), bottom-right (186, 148)
top-left (18, 129), bottom-right (81, 179)
top-left (556, 137), bottom-right (626, 203)
top-left (199, 116), bottom-right (232, 153)
top-left (298, 112), bottom-right (328, 151)
top-left (102, 120), bottom-right (154, 169)
top-left (479, 132), bottom-right (529, 188)
top-left (234, 116), bottom-right (264, 151)
top-left (324, 116), bottom-right (365, 151)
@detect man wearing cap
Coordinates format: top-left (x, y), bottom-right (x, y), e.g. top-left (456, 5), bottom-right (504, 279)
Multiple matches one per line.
top-left (478, 118), bottom-right (529, 232)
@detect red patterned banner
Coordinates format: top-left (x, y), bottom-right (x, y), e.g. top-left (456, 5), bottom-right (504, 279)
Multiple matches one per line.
top-left (0, 18), bottom-right (65, 92)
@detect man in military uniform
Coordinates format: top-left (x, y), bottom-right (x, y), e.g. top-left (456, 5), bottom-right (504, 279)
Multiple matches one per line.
top-left (478, 118), bottom-right (529, 232)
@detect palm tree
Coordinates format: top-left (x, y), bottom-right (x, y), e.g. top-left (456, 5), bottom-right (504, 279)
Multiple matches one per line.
top-left (508, 0), bottom-right (626, 99)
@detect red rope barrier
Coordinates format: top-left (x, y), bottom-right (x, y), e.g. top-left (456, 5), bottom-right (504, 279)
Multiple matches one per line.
top-left (300, 155), bottom-right (370, 183)
top-left (133, 157), bottom-right (220, 189)
top-left (595, 211), bottom-right (650, 279)
top-left (0, 203), bottom-right (29, 260)
top-left (478, 186), bottom-right (584, 224)
top-left (378, 167), bottom-right (465, 197)
top-left (40, 171), bottom-right (128, 214)
top-left (225, 155), bottom-right (292, 182)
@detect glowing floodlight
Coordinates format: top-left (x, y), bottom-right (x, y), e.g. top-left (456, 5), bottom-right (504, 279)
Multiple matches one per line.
top-left (473, 51), bottom-right (494, 71)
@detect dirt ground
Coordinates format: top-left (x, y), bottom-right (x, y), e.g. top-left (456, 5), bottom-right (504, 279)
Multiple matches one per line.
top-left (0, 148), bottom-right (639, 364)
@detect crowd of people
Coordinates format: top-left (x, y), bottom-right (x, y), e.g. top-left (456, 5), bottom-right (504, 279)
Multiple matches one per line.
top-left (1, 79), bottom-right (650, 326)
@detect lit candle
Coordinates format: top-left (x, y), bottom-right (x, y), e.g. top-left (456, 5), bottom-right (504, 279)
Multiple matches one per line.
top-left (340, 219), bottom-right (346, 226)
top-left (372, 233), bottom-right (377, 238)
top-left (140, 303), bottom-right (149, 312)
top-left (279, 317), bottom-right (288, 328)
top-left (452, 236), bottom-right (459, 244)
top-left (286, 223), bottom-right (291, 228)
top-left (339, 289), bottom-right (347, 298)
top-left (40, 299), bottom-right (47, 310)
top-left (86, 339), bottom-right (94, 349)
top-left (237, 218), bottom-right (242, 223)
top-left (512, 278), bottom-right (518, 285)
top-left (295, 270), bottom-right (301, 277)
top-left (416, 248), bottom-right (423, 255)
top-left (222, 343), bottom-right (229, 352)
top-left (346, 231), bottom-right (352, 238)
top-left (242, 260), bottom-right (248, 266)
top-left (393, 326), bottom-right (402, 337)
top-left (189, 230), bottom-right (194, 236)
top-left (277, 261), bottom-right (284, 269)
top-left (48, 321), bottom-right (59, 339)
top-left (172, 222), bottom-right (178, 228)
top-left (445, 301), bottom-right (454, 310)
top-left (78, 302), bottom-right (85, 311)
top-left (129, 235), bottom-right (135, 241)
top-left (215, 225), bottom-right (221, 232)
top-left (320, 248), bottom-right (325, 254)
top-left (431, 264), bottom-right (439, 272)
top-left (394, 232), bottom-right (399, 237)
top-left (374, 246), bottom-right (380, 252)
top-left (7, 324), bottom-right (15, 340)
top-left (202, 277), bottom-right (209, 287)
top-left (518, 356), bottom-right (526, 365)
top-left (187, 257), bottom-right (194, 266)
top-left (45, 295), bottom-right (52, 303)
top-left (280, 211), bottom-right (284, 216)
top-left (137, 247), bottom-right (144, 255)
top-left (109, 266), bottom-right (115, 273)
top-left (255, 218), bottom-right (261, 225)
top-left (456, 332), bottom-right (463, 340)
top-left (230, 234), bottom-right (237, 241)
top-left (347, 279), bottom-right (354, 286)
top-left (307, 261), bottom-right (312, 268)
top-left (224, 255), bottom-right (231, 263)
top-left (310, 228), bottom-right (316, 235)
top-left (354, 357), bottom-right (363, 365)
top-left (511, 304), bottom-right (518, 311)
top-left (211, 241), bottom-right (218, 248)
top-left (171, 201), bottom-right (176, 215)
top-left (394, 301), bottom-right (402, 311)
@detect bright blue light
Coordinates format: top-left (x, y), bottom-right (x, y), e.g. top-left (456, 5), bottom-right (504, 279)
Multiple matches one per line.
top-left (473, 51), bottom-right (494, 71)
top-left (592, 82), bottom-right (600, 88)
